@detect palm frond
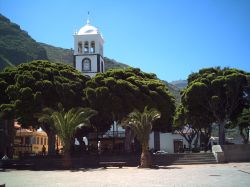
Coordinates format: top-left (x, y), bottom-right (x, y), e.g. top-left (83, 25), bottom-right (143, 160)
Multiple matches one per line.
top-left (123, 106), bottom-right (161, 144)
top-left (51, 107), bottom-right (97, 152)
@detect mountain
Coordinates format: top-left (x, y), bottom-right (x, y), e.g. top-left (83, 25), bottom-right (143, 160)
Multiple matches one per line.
top-left (0, 14), bottom-right (181, 102)
top-left (161, 80), bottom-right (181, 105)
top-left (0, 14), bottom-right (48, 70)
top-left (170, 80), bottom-right (188, 90)
top-left (103, 57), bottom-right (129, 71)
top-left (39, 43), bottom-right (73, 65)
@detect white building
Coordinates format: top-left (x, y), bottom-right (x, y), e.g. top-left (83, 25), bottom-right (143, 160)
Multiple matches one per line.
top-left (149, 132), bottom-right (200, 153)
top-left (73, 18), bottom-right (105, 77)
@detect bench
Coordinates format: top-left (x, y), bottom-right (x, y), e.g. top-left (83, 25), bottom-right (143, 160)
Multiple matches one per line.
top-left (99, 162), bottom-right (126, 168)
top-left (13, 163), bottom-right (34, 170)
top-left (0, 160), bottom-right (33, 170)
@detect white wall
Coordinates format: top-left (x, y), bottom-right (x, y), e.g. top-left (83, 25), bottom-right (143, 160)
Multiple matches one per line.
top-left (73, 34), bottom-right (104, 56)
top-left (149, 132), bottom-right (154, 150)
top-left (149, 132), bottom-right (200, 153)
top-left (75, 55), bottom-right (98, 77)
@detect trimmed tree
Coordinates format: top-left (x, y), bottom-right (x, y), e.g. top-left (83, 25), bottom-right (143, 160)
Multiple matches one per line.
top-left (182, 67), bottom-right (247, 145)
top-left (0, 67), bottom-right (18, 158)
top-left (83, 68), bottom-right (176, 152)
top-left (123, 106), bottom-right (161, 168)
top-left (0, 60), bottom-right (89, 154)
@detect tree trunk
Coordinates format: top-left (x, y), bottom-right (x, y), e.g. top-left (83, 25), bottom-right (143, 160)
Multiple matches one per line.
top-left (47, 131), bottom-right (56, 155)
top-left (62, 151), bottom-right (72, 169)
top-left (61, 138), bottom-right (74, 168)
top-left (140, 142), bottom-right (152, 168)
top-left (240, 128), bottom-right (249, 144)
top-left (180, 132), bottom-right (192, 151)
top-left (0, 119), bottom-right (15, 158)
top-left (7, 119), bottom-right (15, 159)
top-left (188, 142), bottom-right (192, 150)
top-left (200, 126), bottom-right (212, 151)
top-left (194, 131), bottom-right (199, 148)
top-left (218, 120), bottom-right (226, 145)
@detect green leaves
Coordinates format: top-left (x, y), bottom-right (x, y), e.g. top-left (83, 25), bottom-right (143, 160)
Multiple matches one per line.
top-left (0, 60), bottom-right (89, 127)
top-left (83, 67), bottom-right (175, 132)
top-left (51, 107), bottom-right (97, 152)
top-left (183, 67), bottom-right (247, 120)
top-left (0, 14), bottom-right (48, 70)
top-left (182, 67), bottom-right (248, 144)
top-left (123, 106), bottom-right (161, 145)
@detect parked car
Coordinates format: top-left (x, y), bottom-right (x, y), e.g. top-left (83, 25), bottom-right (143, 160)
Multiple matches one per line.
top-left (153, 150), bottom-right (168, 155)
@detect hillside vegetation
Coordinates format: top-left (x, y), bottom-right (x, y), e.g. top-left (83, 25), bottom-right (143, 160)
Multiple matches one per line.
top-left (39, 43), bottom-right (73, 64)
top-left (0, 14), bottom-right (48, 70)
top-left (170, 80), bottom-right (188, 90)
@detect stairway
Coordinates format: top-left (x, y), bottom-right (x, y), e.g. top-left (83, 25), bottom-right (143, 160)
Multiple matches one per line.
top-left (172, 153), bottom-right (217, 165)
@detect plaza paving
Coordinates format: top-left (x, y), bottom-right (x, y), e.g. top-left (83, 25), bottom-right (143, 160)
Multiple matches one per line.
top-left (0, 162), bottom-right (250, 187)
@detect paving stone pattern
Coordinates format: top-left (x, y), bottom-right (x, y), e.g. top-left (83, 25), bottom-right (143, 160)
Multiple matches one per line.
top-left (0, 163), bottom-right (250, 187)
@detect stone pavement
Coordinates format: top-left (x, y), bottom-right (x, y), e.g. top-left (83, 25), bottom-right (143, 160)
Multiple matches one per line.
top-left (0, 163), bottom-right (250, 187)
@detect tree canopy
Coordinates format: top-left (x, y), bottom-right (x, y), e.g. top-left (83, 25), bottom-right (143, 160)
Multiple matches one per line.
top-left (0, 60), bottom-right (89, 126)
top-left (0, 60), bottom-right (89, 154)
top-left (182, 67), bottom-right (247, 145)
top-left (83, 68), bottom-right (176, 132)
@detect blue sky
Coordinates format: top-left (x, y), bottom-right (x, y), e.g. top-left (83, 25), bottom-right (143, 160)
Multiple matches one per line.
top-left (0, 0), bottom-right (250, 82)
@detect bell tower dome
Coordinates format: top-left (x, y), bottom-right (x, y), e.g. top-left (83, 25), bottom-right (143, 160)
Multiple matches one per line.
top-left (73, 16), bottom-right (104, 77)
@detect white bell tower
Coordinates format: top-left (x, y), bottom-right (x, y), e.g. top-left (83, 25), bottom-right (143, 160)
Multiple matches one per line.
top-left (73, 16), bottom-right (104, 77)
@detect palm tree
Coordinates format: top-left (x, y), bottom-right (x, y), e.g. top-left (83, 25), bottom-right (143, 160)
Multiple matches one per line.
top-left (51, 107), bottom-right (97, 154)
top-left (123, 106), bottom-right (161, 168)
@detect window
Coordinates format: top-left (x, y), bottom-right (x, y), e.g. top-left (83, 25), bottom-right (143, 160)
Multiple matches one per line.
top-left (90, 41), bottom-right (95, 53)
top-left (78, 42), bottom-right (82, 53)
top-left (44, 138), bottom-right (47, 145)
top-left (41, 137), bottom-right (43, 145)
top-left (37, 137), bottom-right (39, 145)
top-left (31, 137), bottom-right (36, 144)
top-left (84, 41), bottom-right (89, 53)
top-left (82, 58), bottom-right (91, 71)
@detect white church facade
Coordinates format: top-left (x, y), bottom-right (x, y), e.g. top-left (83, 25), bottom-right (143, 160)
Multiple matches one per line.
top-left (73, 19), bottom-right (105, 77)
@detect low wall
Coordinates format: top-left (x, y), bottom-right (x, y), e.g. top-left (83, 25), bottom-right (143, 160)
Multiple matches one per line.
top-left (25, 155), bottom-right (100, 169)
top-left (212, 144), bottom-right (250, 163)
top-left (12, 153), bottom-right (140, 169)
top-left (100, 154), bottom-right (140, 167)
top-left (152, 154), bottom-right (183, 165)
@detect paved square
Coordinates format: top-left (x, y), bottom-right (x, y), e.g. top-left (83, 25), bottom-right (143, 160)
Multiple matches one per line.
top-left (0, 163), bottom-right (250, 187)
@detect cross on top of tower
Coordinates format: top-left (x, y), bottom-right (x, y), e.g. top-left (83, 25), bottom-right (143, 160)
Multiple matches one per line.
top-left (86, 11), bottom-right (90, 25)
